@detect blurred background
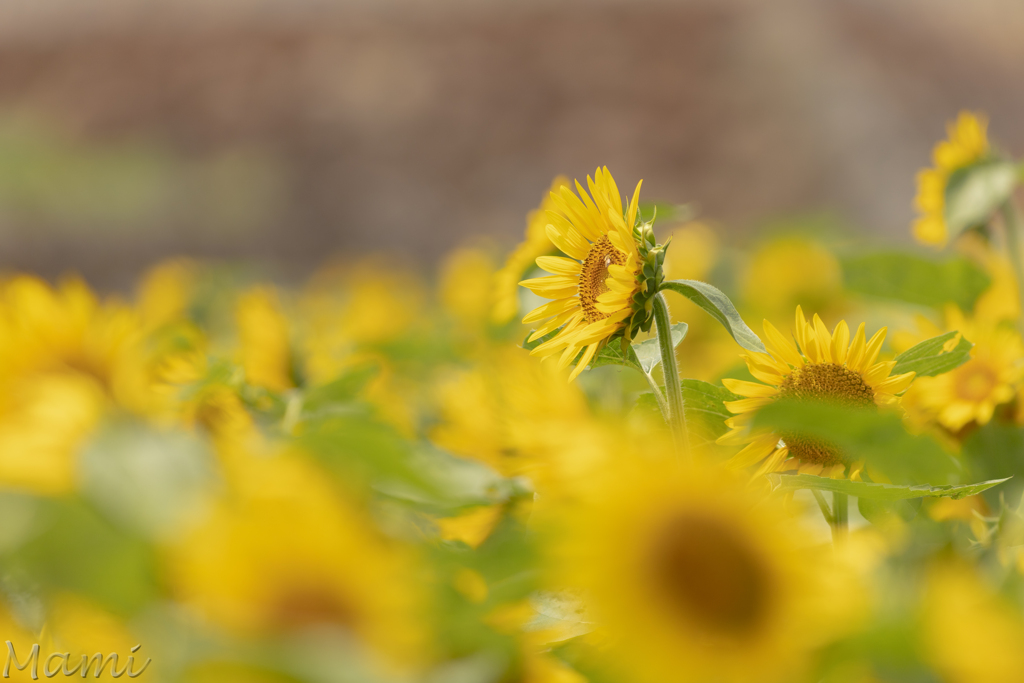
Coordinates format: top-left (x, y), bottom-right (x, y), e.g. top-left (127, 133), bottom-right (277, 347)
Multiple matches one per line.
top-left (2, 0), bottom-right (1024, 289)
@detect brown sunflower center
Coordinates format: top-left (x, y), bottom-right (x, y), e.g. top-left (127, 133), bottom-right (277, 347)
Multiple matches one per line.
top-left (579, 235), bottom-right (627, 323)
top-left (954, 363), bottom-right (998, 402)
top-left (777, 362), bottom-right (875, 466)
top-left (271, 584), bottom-right (358, 633)
top-left (649, 513), bottom-right (771, 636)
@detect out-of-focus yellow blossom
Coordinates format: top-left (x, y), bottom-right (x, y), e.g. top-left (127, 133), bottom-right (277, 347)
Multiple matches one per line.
top-left (660, 222), bottom-right (737, 380)
top-left (440, 247), bottom-right (498, 330)
top-left (236, 287), bottom-right (295, 392)
top-left (431, 347), bottom-right (609, 497)
top-left (167, 450), bottom-right (428, 668)
top-left (958, 232), bottom-right (1020, 323)
top-left (551, 462), bottom-right (861, 683)
top-left (521, 650), bottom-right (586, 683)
top-left (662, 221), bottom-right (719, 283)
top-left (493, 176), bottom-right (570, 325)
top-left (298, 262), bottom-right (426, 434)
top-left (136, 258), bottom-right (197, 331)
top-left (45, 594), bottom-right (153, 679)
top-left (921, 562), bottom-right (1024, 683)
top-left (741, 236), bottom-right (844, 323)
top-left (0, 277), bottom-right (171, 493)
top-left (436, 504), bottom-right (504, 548)
top-left (894, 307), bottom-right (1023, 432)
top-left (719, 307), bottom-right (915, 478)
top-left (521, 167), bottom-right (648, 381)
top-left (913, 112), bottom-right (990, 247)
top-left (303, 259), bottom-right (426, 356)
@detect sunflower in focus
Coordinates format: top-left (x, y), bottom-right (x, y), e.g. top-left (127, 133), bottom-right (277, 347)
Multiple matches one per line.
top-left (913, 111), bottom-right (990, 247)
top-left (552, 462), bottom-right (860, 683)
top-left (894, 307), bottom-right (1023, 433)
top-left (493, 177), bottom-right (570, 325)
top-left (718, 307), bottom-right (916, 477)
top-left (520, 167), bottom-right (663, 381)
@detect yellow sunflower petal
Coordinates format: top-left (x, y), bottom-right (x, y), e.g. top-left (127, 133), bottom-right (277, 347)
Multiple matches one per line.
top-left (847, 323), bottom-right (867, 371)
top-left (863, 327), bottom-right (888, 367)
top-left (831, 320), bottom-right (850, 365)
top-left (873, 371), bottom-right (916, 395)
top-left (722, 378), bottom-right (778, 398)
top-left (725, 434), bottom-right (780, 469)
top-left (536, 256), bottom-right (582, 276)
top-left (724, 397), bottom-right (775, 414)
top-left (812, 314), bottom-right (833, 363)
top-left (762, 320), bottom-right (805, 368)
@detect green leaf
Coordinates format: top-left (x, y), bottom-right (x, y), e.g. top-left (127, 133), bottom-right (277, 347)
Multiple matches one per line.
top-left (660, 280), bottom-right (766, 353)
top-left (753, 400), bottom-right (959, 484)
top-left (79, 421), bottom-right (218, 539)
top-left (945, 159), bottom-right (1019, 236)
top-left (637, 379), bottom-right (738, 446)
top-left (962, 422), bottom-right (1024, 503)
top-left (0, 497), bottom-right (159, 616)
top-left (301, 361), bottom-right (380, 416)
top-left (526, 592), bottom-right (595, 642)
top-left (768, 473), bottom-right (1009, 501)
top-left (590, 341), bottom-right (642, 374)
top-left (842, 252), bottom-right (990, 310)
top-left (632, 322), bottom-right (688, 373)
top-left (892, 330), bottom-right (973, 377)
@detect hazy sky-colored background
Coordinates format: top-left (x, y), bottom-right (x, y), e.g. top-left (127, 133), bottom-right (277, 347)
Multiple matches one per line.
top-left (2, 0), bottom-right (1024, 287)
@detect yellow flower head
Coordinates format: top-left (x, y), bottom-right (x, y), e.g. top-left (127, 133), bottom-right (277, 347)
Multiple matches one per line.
top-left (718, 306), bottom-right (916, 478)
top-left (520, 167), bottom-right (658, 381)
top-left (168, 452), bottom-right (427, 668)
top-left (493, 176), bottom-right (570, 325)
top-left (741, 236), bottom-right (843, 321)
top-left (895, 307), bottom-right (1024, 432)
top-left (552, 463), bottom-right (860, 683)
top-left (921, 562), bottom-right (1024, 682)
top-left (913, 111), bottom-right (990, 247)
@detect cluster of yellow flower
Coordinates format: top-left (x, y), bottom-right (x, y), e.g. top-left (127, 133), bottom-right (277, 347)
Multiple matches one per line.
top-left (1, 112), bottom-right (1024, 683)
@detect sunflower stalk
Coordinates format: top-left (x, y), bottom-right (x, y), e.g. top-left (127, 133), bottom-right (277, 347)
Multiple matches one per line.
top-left (831, 492), bottom-right (849, 543)
top-left (1000, 200), bottom-right (1024, 334)
top-left (652, 292), bottom-right (690, 458)
top-left (811, 489), bottom-right (834, 525)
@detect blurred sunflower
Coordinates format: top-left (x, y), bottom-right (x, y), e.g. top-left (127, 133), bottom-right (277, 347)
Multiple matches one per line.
top-left (921, 562), bottom-right (1024, 682)
top-left (894, 307), bottom-right (1023, 433)
top-left (168, 451), bottom-right (427, 668)
top-left (913, 112), bottom-right (990, 247)
top-left (0, 277), bottom-right (168, 493)
top-left (553, 463), bottom-right (859, 683)
top-left (718, 306), bottom-right (916, 477)
top-left (520, 167), bottom-right (649, 381)
top-left (493, 176), bottom-right (570, 325)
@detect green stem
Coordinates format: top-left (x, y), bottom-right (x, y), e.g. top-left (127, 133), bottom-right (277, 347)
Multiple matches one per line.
top-left (831, 492), bottom-right (848, 543)
top-left (811, 489), bottom-right (833, 525)
top-left (1001, 201), bottom-right (1024, 332)
top-left (642, 371), bottom-right (670, 423)
top-left (652, 292), bottom-right (690, 458)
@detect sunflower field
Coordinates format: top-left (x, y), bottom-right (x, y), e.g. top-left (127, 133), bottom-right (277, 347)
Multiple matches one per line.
top-left (1, 111), bottom-right (1024, 683)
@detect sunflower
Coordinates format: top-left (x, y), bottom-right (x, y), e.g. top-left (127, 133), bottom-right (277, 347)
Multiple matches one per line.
top-left (913, 111), bottom-right (990, 247)
top-left (551, 462), bottom-right (860, 683)
top-left (718, 306), bottom-right (916, 478)
top-left (520, 167), bottom-right (663, 381)
top-left (894, 307), bottom-right (1024, 433)
top-left (493, 176), bottom-right (571, 325)
top-left (167, 450), bottom-right (427, 668)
